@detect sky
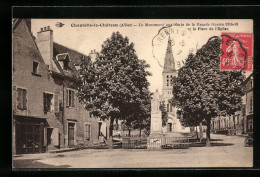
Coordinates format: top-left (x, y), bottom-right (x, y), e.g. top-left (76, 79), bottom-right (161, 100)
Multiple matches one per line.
top-left (31, 19), bottom-right (253, 94)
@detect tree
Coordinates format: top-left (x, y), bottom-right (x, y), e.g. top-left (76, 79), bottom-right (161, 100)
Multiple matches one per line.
top-left (78, 32), bottom-right (151, 146)
top-left (172, 36), bottom-right (245, 146)
top-left (131, 99), bottom-right (151, 136)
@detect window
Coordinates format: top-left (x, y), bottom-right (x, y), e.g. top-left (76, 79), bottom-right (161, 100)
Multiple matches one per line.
top-left (33, 61), bottom-right (39, 74)
top-left (43, 92), bottom-right (59, 114)
top-left (167, 79), bottom-right (169, 86)
top-left (249, 98), bottom-right (253, 113)
top-left (66, 89), bottom-right (75, 107)
top-left (84, 123), bottom-right (91, 140)
top-left (167, 104), bottom-right (169, 112)
top-left (17, 88), bottom-right (27, 110)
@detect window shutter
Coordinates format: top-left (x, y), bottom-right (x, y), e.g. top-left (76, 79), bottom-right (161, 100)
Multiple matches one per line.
top-left (17, 88), bottom-right (22, 109)
top-left (72, 91), bottom-right (75, 107)
top-left (43, 128), bottom-right (47, 146)
top-left (52, 128), bottom-right (59, 146)
top-left (66, 89), bottom-right (69, 107)
top-left (13, 86), bottom-right (17, 111)
top-left (23, 89), bottom-right (27, 110)
top-left (85, 123), bottom-right (90, 140)
top-left (54, 94), bottom-right (59, 113)
top-left (43, 93), bottom-right (47, 113)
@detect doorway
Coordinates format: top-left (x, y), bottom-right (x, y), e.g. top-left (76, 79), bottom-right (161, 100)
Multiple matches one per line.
top-left (167, 123), bottom-right (172, 132)
top-left (68, 123), bottom-right (75, 147)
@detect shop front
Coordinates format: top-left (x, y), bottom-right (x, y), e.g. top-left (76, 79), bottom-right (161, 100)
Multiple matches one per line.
top-left (14, 116), bottom-right (47, 154)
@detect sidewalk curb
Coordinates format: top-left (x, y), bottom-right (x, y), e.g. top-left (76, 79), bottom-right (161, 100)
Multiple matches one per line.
top-left (48, 147), bottom-right (90, 153)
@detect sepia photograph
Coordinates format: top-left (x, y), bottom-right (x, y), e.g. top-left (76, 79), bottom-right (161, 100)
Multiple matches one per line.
top-left (12, 18), bottom-right (253, 168)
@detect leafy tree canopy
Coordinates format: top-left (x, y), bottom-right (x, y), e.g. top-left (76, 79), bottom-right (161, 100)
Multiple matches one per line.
top-left (171, 36), bottom-right (245, 140)
top-left (78, 32), bottom-right (151, 135)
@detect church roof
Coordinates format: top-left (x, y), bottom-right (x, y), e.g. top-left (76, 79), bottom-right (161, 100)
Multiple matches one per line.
top-left (163, 38), bottom-right (176, 73)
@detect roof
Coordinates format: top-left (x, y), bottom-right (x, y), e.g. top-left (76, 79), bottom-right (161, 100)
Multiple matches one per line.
top-left (51, 42), bottom-right (89, 82)
top-left (242, 72), bottom-right (253, 86)
top-left (163, 38), bottom-right (176, 73)
top-left (53, 42), bottom-right (87, 66)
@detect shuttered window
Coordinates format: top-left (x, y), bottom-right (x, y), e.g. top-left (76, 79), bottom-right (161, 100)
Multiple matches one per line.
top-left (84, 123), bottom-right (91, 140)
top-left (66, 89), bottom-right (75, 107)
top-left (43, 92), bottom-right (58, 113)
top-left (17, 88), bottom-right (27, 110)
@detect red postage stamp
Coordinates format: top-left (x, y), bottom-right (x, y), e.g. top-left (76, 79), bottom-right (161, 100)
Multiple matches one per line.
top-left (220, 33), bottom-right (253, 71)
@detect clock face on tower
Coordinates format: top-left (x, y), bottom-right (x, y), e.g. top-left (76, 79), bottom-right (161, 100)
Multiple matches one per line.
top-left (152, 26), bottom-right (198, 70)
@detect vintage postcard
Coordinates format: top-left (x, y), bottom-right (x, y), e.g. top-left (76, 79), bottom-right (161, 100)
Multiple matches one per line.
top-left (12, 19), bottom-right (253, 168)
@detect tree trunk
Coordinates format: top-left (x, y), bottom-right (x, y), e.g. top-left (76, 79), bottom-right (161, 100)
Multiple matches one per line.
top-left (108, 118), bottom-right (114, 149)
top-left (199, 122), bottom-right (203, 143)
top-left (206, 119), bottom-right (211, 147)
top-left (195, 126), bottom-right (198, 140)
top-left (139, 128), bottom-right (142, 137)
top-left (128, 129), bottom-right (131, 136)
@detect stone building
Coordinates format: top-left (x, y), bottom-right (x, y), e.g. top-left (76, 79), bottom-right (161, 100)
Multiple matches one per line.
top-left (13, 19), bottom-right (64, 154)
top-left (35, 24), bottom-right (109, 147)
top-left (244, 73), bottom-right (253, 133)
top-left (12, 19), bottom-right (108, 154)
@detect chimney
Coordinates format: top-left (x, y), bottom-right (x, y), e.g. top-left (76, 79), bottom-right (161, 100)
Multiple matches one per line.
top-left (36, 26), bottom-right (54, 70)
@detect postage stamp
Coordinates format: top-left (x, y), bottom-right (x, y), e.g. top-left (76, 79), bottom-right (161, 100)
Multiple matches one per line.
top-left (220, 33), bottom-right (253, 71)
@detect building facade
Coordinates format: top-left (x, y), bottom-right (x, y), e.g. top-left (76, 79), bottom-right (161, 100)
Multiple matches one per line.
top-left (244, 73), bottom-right (253, 133)
top-left (12, 19), bottom-right (109, 154)
top-left (210, 73), bottom-right (253, 135)
top-left (13, 19), bottom-right (64, 154)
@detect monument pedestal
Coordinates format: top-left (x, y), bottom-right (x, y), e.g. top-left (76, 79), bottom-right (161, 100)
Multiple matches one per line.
top-left (148, 90), bottom-right (164, 149)
top-left (147, 133), bottom-right (164, 149)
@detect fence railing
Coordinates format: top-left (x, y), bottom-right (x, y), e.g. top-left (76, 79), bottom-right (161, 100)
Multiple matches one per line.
top-left (120, 136), bottom-right (189, 149)
top-left (148, 136), bottom-right (189, 149)
top-left (122, 137), bottom-right (147, 149)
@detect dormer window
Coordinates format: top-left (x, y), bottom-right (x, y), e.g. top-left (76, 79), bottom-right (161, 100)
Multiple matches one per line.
top-left (56, 53), bottom-right (70, 71)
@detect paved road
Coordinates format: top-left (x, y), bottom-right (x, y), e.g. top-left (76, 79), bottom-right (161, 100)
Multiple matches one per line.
top-left (13, 134), bottom-right (253, 168)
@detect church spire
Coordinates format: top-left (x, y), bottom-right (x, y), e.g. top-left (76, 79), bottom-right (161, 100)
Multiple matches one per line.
top-left (163, 37), bottom-right (176, 73)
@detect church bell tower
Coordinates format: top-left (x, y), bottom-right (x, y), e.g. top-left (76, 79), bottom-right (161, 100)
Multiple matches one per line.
top-left (162, 37), bottom-right (177, 113)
